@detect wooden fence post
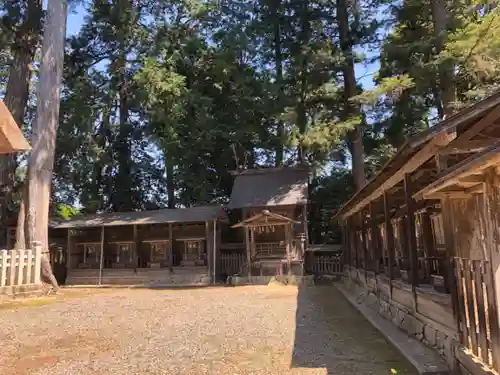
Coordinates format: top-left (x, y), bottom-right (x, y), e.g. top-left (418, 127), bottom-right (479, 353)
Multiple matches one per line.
top-left (17, 249), bottom-right (25, 285)
top-left (25, 248), bottom-right (33, 284)
top-left (33, 241), bottom-right (42, 285)
top-left (0, 250), bottom-right (7, 287)
top-left (9, 249), bottom-right (17, 286)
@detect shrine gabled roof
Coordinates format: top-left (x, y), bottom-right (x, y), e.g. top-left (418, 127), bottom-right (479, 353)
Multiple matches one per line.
top-left (52, 205), bottom-right (225, 229)
top-left (228, 167), bottom-right (309, 209)
top-left (0, 100), bottom-right (30, 153)
top-left (231, 210), bottom-right (297, 228)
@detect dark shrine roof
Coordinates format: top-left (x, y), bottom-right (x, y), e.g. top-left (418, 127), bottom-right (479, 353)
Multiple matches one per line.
top-left (228, 167), bottom-right (309, 209)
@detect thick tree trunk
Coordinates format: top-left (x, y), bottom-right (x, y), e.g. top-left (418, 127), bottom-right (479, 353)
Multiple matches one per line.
top-left (165, 153), bottom-right (175, 209)
top-left (297, 0), bottom-right (310, 164)
top-left (337, 0), bottom-right (366, 191)
top-left (431, 0), bottom-right (456, 118)
top-left (272, 0), bottom-right (285, 167)
top-left (27, 0), bottom-right (68, 251)
top-left (14, 181), bottom-right (28, 249)
top-left (1, 0), bottom-right (42, 247)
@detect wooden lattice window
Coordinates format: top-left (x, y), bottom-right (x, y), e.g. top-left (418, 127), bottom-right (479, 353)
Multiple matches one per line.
top-left (114, 242), bottom-right (133, 263)
top-left (430, 213), bottom-right (445, 253)
top-left (150, 241), bottom-right (168, 262)
top-left (183, 240), bottom-right (203, 261)
top-left (82, 243), bottom-right (101, 263)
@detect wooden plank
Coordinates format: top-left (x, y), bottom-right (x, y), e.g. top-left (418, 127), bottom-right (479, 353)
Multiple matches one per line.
top-left (98, 226), bottom-right (104, 285)
top-left (463, 259), bottom-right (479, 356)
top-left (17, 249), bottom-right (25, 285)
top-left (455, 259), bottom-right (468, 346)
top-left (360, 211), bottom-right (368, 278)
top-left (474, 261), bottom-right (489, 364)
top-left (9, 249), bottom-right (16, 286)
top-left (25, 249), bottom-right (33, 284)
top-left (245, 227), bottom-right (251, 278)
top-left (440, 139), bottom-right (500, 155)
top-left (404, 174), bottom-right (418, 287)
top-left (384, 192), bottom-right (395, 291)
top-left (448, 104), bottom-right (500, 145)
top-left (483, 259), bottom-right (500, 370)
top-left (66, 229), bottom-right (72, 271)
top-left (0, 250), bottom-right (7, 287)
top-left (168, 223), bottom-right (173, 271)
top-left (342, 133), bottom-right (452, 219)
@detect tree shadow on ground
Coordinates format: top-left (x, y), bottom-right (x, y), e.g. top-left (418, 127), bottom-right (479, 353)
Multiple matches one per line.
top-left (291, 283), bottom-right (416, 375)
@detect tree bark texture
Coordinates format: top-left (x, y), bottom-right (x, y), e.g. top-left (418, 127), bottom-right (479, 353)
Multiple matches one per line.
top-left (337, 0), bottom-right (366, 191)
top-left (431, 0), bottom-right (457, 118)
top-left (27, 0), bottom-right (68, 251)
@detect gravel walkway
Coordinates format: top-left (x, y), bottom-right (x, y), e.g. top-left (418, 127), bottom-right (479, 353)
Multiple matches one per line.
top-left (0, 285), bottom-right (415, 375)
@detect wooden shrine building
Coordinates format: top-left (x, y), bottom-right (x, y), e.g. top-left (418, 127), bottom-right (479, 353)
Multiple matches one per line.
top-left (337, 91), bottom-right (500, 375)
top-left (52, 206), bottom-right (224, 285)
top-left (226, 167), bottom-right (309, 278)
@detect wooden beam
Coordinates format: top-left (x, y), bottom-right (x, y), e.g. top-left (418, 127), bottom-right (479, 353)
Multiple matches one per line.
top-left (453, 104), bottom-right (500, 143)
top-left (168, 223), bottom-right (173, 271)
top-left (384, 191), bottom-right (395, 288)
top-left (133, 225), bottom-right (138, 272)
top-left (404, 174), bottom-right (418, 287)
top-left (342, 133), bottom-right (453, 219)
top-left (440, 139), bottom-right (500, 155)
top-left (98, 226), bottom-right (105, 286)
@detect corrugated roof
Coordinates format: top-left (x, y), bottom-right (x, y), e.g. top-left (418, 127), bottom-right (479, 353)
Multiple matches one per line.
top-left (228, 167), bottom-right (309, 209)
top-left (52, 206), bottom-right (225, 229)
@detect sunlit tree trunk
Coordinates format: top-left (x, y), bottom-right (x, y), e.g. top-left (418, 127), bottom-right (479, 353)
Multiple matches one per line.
top-left (337, 0), bottom-right (366, 191)
top-left (27, 0), bottom-right (68, 250)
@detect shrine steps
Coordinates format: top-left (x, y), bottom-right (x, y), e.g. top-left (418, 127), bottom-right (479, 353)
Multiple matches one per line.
top-left (65, 267), bottom-right (211, 286)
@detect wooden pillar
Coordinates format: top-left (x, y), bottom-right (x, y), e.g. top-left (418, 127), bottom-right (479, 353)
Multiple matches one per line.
top-left (360, 211), bottom-right (368, 275)
top-left (384, 191), bottom-right (395, 286)
top-left (302, 204), bottom-right (309, 248)
top-left (245, 226), bottom-right (251, 278)
top-left (66, 229), bottom-right (72, 271)
top-left (483, 170), bottom-right (500, 368)
top-left (286, 223), bottom-right (292, 275)
top-left (213, 219), bottom-right (217, 283)
top-left (98, 226), bottom-right (105, 286)
top-left (133, 225), bottom-right (138, 272)
top-left (421, 209), bottom-right (435, 257)
top-left (404, 173), bottom-right (418, 287)
top-left (369, 202), bottom-right (378, 273)
top-left (205, 221), bottom-right (211, 275)
top-left (168, 223), bottom-right (173, 271)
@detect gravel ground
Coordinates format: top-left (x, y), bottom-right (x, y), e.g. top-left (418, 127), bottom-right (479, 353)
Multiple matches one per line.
top-left (0, 284), bottom-right (416, 375)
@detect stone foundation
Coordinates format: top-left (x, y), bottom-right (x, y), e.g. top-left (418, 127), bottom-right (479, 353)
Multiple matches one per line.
top-left (66, 267), bottom-right (212, 286)
top-left (0, 283), bottom-right (44, 302)
top-left (227, 275), bottom-right (315, 286)
top-left (342, 276), bottom-right (458, 370)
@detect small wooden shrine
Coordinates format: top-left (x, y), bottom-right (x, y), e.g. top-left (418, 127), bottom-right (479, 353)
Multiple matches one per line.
top-left (226, 167), bottom-right (309, 277)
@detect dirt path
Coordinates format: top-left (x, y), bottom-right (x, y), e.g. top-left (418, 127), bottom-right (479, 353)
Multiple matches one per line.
top-left (0, 285), bottom-right (415, 375)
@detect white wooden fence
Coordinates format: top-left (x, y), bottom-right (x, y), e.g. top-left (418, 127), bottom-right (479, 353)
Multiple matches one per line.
top-left (0, 246), bottom-right (42, 288)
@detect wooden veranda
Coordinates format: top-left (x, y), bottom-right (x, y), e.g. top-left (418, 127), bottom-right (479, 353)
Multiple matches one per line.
top-left (337, 91), bottom-right (500, 374)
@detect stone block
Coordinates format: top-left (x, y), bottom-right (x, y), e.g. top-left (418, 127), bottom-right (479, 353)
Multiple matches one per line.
top-left (424, 325), bottom-right (437, 347)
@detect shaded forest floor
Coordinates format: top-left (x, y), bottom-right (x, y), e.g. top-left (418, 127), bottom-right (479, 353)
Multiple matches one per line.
top-left (0, 285), bottom-right (415, 375)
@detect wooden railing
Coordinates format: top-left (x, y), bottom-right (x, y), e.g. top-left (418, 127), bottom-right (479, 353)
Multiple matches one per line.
top-left (0, 247), bottom-right (42, 287)
top-left (305, 251), bottom-right (343, 275)
top-left (255, 242), bottom-right (286, 257)
top-left (455, 258), bottom-right (500, 371)
top-left (219, 252), bottom-right (245, 278)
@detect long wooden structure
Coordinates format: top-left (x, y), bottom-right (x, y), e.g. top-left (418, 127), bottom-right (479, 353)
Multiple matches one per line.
top-left (51, 206), bottom-right (224, 286)
top-left (337, 92), bottom-right (500, 375)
